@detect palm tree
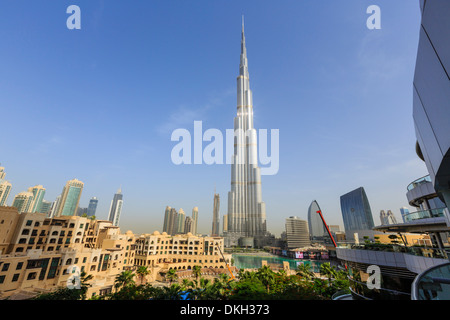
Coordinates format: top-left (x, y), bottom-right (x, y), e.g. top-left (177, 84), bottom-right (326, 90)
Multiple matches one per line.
top-left (166, 268), bottom-right (178, 285)
top-left (296, 263), bottom-right (315, 280)
top-left (192, 265), bottom-right (202, 281)
top-left (319, 263), bottom-right (336, 283)
top-left (136, 266), bottom-right (150, 285)
top-left (114, 270), bottom-right (135, 291)
top-left (79, 271), bottom-right (93, 300)
top-left (256, 265), bottom-right (275, 293)
top-left (181, 278), bottom-right (193, 291)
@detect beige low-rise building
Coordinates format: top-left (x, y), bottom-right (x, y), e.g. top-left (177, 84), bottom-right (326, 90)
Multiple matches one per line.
top-left (0, 206), bottom-right (230, 299)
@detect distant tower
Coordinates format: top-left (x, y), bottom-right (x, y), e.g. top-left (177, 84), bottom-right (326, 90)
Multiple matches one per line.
top-left (307, 200), bottom-right (327, 242)
top-left (191, 207), bottom-right (198, 235)
top-left (212, 192), bottom-right (220, 236)
top-left (400, 207), bottom-right (410, 223)
top-left (28, 185), bottom-right (46, 213)
top-left (56, 179), bottom-right (84, 216)
top-left (12, 191), bottom-right (34, 213)
top-left (176, 208), bottom-right (186, 234)
top-left (340, 187), bottom-right (375, 238)
top-left (49, 195), bottom-right (61, 218)
top-left (380, 210), bottom-right (398, 225)
top-left (285, 216), bottom-right (310, 249)
top-left (380, 210), bottom-right (387, 225)
top-left (108, 187), bottom-right (123, 227)
top-left (39, 200), bottom-right (52, 215)
top-left (387, 210), bottom-right (397, 224)
top-left (163, 206), bottom-right (173, 234)
top-left (184, 216), bottom-right (194, 234)
top-left (0, 167), bottom-right (12, 206)
top-left (87, 197), bottom-right (98, 216)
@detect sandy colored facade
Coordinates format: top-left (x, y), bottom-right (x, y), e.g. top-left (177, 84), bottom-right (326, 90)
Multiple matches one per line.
top-left (134, 231), bottom-right (232, 282)
top-left (0, 206), bottom-right (230, 299)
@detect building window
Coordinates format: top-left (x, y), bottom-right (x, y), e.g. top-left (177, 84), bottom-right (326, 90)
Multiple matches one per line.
top-left (2, 263), bottom-right (10, 271)
top-left (0, 275), bottom-right (5, 284)
top-left (16, 262), bottom-right (23, 270)
top-left (26, 220), bottom-right (33, 226)
top-left (27, 272), bottom-right (37, 280)
top-left (12, 274), bottom-right (19, 282)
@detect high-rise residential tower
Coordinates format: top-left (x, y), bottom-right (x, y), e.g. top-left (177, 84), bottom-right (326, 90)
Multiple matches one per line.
top-left (87, 197), bottom-right (98, 216)
top-left (107, 188), bottom-right (123, 227)
top-left (212, 193), bottom-right (220, 236)
top-left (12, 191), bottom-right (34, 213)
top-left (28, 185), bottom-right (46, 213)
top-left (191, 207), bottom-right (198, 235)
top-left (176, 208), bottom-right (186, 234)
top-left (226, 18), bottom-right (267, 247)
top-left (0, 167), bottom-right (12, 206)
top-left (56, 179), bottom-right (84, 216)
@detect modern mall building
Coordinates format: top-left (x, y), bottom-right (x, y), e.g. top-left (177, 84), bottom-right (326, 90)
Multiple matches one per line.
top-left (335, 0), bottom-right (450, 300)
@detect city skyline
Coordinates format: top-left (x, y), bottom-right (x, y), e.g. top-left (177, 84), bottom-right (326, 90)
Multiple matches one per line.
top-left (0, 1), bottom-right (428, 237)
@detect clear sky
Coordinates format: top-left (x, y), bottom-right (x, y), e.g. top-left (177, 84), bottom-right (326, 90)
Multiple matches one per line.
top-left (0, 1), bottom-right (428, 237)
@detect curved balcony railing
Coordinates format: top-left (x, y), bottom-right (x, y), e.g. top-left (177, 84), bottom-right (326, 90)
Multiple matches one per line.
top-left (403, 207), bottom-right (446, 222)
top-left (411, 262), bottom-right (450, 300)
top-left (337, 242), bottom-right (450, 260)
top-left (407, 175), bottom-right (432, 191)
top-left (348, 277), bottom-right (411, 300)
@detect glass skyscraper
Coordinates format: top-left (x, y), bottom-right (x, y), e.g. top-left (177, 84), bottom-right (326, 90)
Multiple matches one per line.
top-left (340, 187), bottom-right (375, 237)
top-left (212, 193), bottom-right (220, 236)
top-left (107, 188), bottom-right (123, 227)
top-left (56, 179), bottom-right (84, 216)
top-left (307, 200), bottom-right (327, 241)
top-left (87, 197), bottom-right (98, 216)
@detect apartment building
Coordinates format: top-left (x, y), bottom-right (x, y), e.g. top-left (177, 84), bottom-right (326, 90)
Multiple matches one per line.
top-left (134, 231), bottom-right (231, 281)
top-left (0, 206), bottom-right (229, 299)
top-left (0, 206), bottom-right (136, 299)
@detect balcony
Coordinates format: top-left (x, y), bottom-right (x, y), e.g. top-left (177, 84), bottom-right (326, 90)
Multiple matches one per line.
top-left (403, 207), bottom-right (447, 222)
top-left (407, 175), bottom-right (432, 191)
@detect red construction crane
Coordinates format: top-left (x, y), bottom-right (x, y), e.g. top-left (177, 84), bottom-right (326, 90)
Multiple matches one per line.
top-left (316, 210), bottom-right (337, 248)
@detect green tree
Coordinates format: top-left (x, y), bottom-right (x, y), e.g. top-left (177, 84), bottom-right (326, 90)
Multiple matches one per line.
top-left (256, 265), bottom-right (275, 293)
top-left (166, 268), bottom-right (178, 285)
top-left (192, 265), bottom-right (202, 281)
top-left (319, 263), bottom-right (336, 282)
top-left (114, 270), bottom-right (135, 291)
top-left (296, 263), bottom-right (315, 280)
top-left (136, 266), bottom-right (150, 285)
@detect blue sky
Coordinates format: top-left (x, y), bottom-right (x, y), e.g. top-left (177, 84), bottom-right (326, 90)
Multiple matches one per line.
top-left (0, 1), bottom-right (428, 237)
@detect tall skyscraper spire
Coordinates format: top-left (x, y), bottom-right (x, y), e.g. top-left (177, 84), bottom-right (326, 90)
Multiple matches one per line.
top-left (225, 19), bottom-right (267, 247)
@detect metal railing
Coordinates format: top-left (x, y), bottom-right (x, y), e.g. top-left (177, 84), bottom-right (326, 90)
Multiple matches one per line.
top-left (337, 242), bottom-right (450, 260)
top-left (407, 175), bottom-right (432, 191)
top-left (348, 277), bottom-right (411, 300)
top-left (411, 262), bottom-right (450, 300)
top-left (402, 207), bottom-right (446, 222)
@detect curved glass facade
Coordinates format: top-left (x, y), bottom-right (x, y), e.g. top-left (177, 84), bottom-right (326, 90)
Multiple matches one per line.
top-left (340, 187), bottom-right (374, 235)
top-left (307, 200), bottom-right (327, 240)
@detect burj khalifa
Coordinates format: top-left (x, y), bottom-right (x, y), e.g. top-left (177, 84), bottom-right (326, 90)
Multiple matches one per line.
top-left (225, 18), bottom-right (268, 247)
